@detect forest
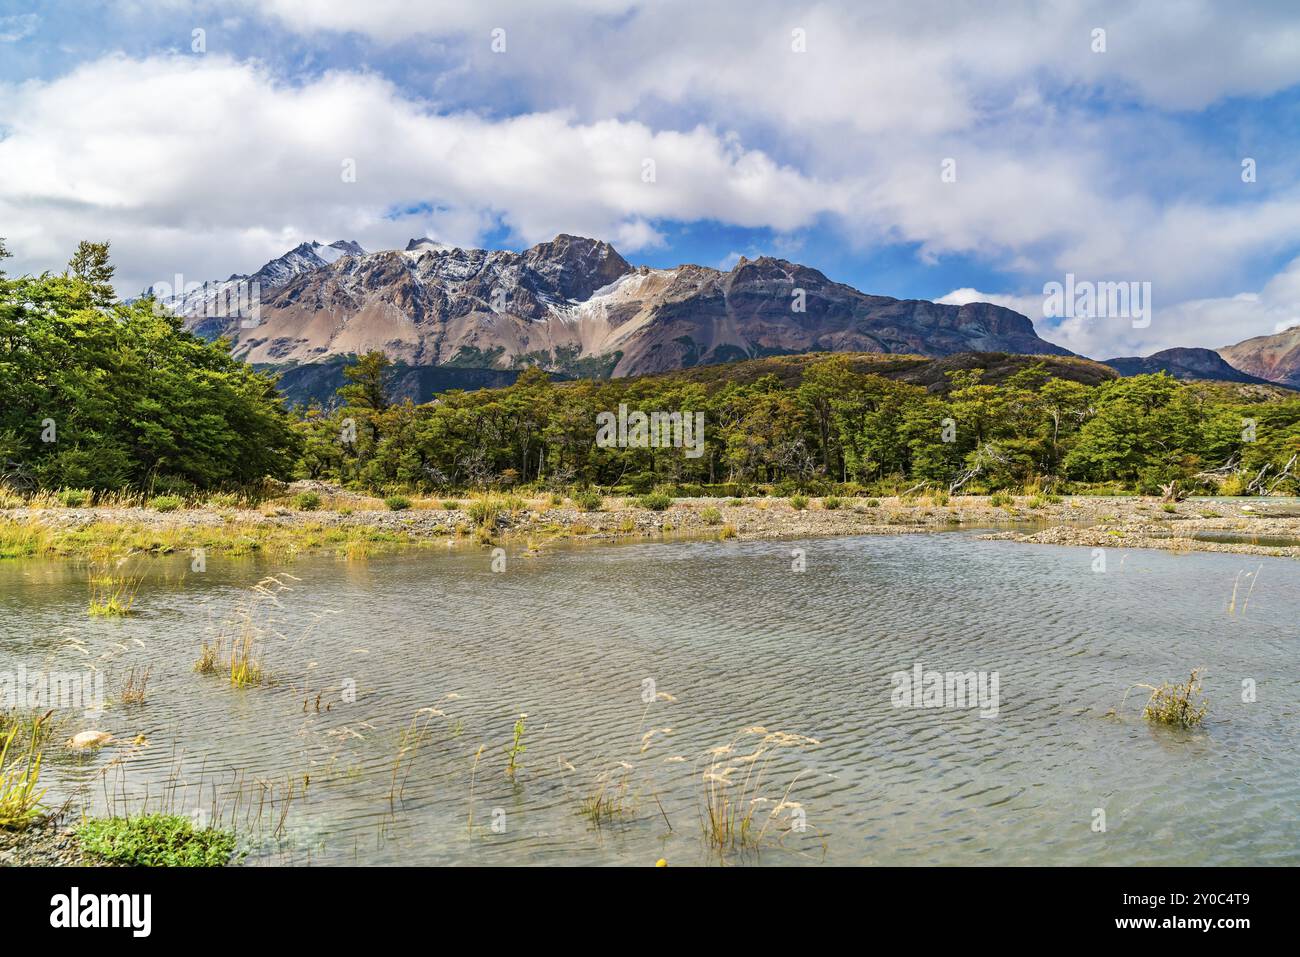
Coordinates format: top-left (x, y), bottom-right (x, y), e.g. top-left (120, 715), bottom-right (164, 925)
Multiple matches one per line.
top-left (3, 243), bottom-right (1298, 500)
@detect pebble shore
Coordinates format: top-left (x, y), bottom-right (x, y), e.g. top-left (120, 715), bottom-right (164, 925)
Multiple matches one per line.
top-left (5, 488), bottom-right (1300, 559)
top-left (0, 821), bottom-right (100, 868)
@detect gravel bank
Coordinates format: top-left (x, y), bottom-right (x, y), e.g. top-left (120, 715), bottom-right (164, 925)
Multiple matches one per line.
top-left (5, 491), bottom-right (1300, 559)
top-left (0, 820), bottom-right (103, 867)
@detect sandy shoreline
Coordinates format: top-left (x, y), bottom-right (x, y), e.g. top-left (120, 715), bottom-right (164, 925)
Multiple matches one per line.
top-left (5, 490), bottom-right (1300, 560)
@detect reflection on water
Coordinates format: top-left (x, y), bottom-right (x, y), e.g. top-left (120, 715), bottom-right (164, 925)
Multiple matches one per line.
top-left (1, 533), bottom-right (1297, 866)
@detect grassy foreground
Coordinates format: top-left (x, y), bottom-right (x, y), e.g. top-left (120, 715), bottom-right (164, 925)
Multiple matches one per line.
top-left (4, 486), bottom-right (1300, 563)
top-left (0, 515), bottom-right (429, 561)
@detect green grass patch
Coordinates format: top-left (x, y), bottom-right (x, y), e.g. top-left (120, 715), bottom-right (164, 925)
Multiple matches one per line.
top-left (75, 814), bottom-right (240, 867)
top-left (0, 516), bottom-right (428, 562)
top-left (1141, 671), bottom-right (1209, 729)
top-left (637, 491), bottom-right (672, 511)
top-left (58, 489), bottom-right (91, 508)
top-left (290, 491), bottom-right (322, 511)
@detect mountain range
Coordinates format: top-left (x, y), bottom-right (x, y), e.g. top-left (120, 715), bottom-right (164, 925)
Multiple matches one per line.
top-left (1101, 347), bottom-right (1276, 385)
top-left (158, 234), bottom-right (1299, 401)
top-left (1219, 326), bottom-right (1300, 389)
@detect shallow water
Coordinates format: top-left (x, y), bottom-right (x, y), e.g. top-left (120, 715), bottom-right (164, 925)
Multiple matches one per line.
top-left (1189, 530), bottom-right (1300, 548)
top-left (1, 533), bottom-right (1296, 866)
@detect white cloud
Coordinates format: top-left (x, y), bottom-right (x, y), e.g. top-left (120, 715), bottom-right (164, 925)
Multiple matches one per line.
top-left (5, 2), bottom-right (1300, 360)
top-left (227, 1), bottom-right (1300, 122)
top-left (943, 256), bottom-right (1300, 358)
top-left (938, 288), bottom-right (1046, 321)
top-left (1154, 258), bottom-right (1300, 350)
top-left (0, 54), bottom-right (832, 294)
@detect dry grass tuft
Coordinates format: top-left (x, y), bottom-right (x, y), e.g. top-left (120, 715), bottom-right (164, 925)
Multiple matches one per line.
top-left (193, 574), bottom-right (302, 688)
top-left (114, 666), bottom-right (151, 705)
top-left (697, 726), bottom-right (819, 853)
top-left (87, 557), bottom-right (142, 617)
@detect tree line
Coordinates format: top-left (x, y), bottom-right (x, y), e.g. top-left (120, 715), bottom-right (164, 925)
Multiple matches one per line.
top-left (2, 242), bottom-right (1297, 498)
top-left (300, 350), bottom-right (1300, 497)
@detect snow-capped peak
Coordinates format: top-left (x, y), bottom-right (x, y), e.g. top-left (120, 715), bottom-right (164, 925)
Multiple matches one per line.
top-left (403, 237), bottom-right (456, 257)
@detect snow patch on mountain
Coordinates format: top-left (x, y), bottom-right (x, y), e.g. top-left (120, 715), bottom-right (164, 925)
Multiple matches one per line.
top-left (151, 240), bottom-right (365, 318)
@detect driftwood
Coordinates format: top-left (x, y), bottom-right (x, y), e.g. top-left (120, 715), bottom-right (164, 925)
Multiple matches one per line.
top-left (1194, 454), bottom-right (1240, 482)
top-left (948, 443), bottom-right (1010, 495)
top-left (1247, 453), bottom-right (1298, 495)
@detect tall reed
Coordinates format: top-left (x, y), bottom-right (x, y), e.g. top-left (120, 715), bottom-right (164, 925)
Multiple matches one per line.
top-left (0, 716), bottom-right (49, 829)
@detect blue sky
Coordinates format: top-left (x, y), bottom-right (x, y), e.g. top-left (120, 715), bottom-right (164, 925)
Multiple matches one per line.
top-left (4, 0), bottom-right (1300, 357)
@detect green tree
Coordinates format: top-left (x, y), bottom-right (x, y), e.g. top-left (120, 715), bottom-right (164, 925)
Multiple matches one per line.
top-left (1, 249), bottom-right (299, 490)
top-left (338, 350), bottom-right (393, 412)
top-left (798, 355), bottom-right (861, 479)
top-left (66, 240), bottom-right (116, 307)
top-left (1064, 374), bottom-right (1201, 490)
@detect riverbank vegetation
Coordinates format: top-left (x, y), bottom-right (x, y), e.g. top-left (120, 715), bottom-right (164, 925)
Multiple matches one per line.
top-left (0, 514), bottom-right (428, 561)
top-left (0, 719), bottom-right (48, 829)
top-left (281, 351), bottom-right (1300, 501)
top-left (74, 814), bottom-right (239, 867)
top-left (0, 245), bottom-right (297, 494)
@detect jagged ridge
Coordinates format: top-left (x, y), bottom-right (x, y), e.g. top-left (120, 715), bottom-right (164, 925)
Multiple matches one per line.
top-left (170, 234), bottom-right (1071, 377)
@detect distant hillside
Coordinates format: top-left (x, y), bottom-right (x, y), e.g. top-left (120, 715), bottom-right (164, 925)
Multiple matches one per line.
top-left (627, 350), bottom-right (1118, 394)
top-left (1104, 347), bottom-right (1278, 385)
top-left (1219, 326), bottom-right (1300, 389)
top-left (267, 350), bottom-right (1117, 407)
top-left (264, 358), bottom-right (544, 408)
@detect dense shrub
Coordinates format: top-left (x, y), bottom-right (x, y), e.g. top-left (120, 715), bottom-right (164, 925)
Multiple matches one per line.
top-left (638, 491), bottom-right (672, 511)
top-left (0, 265), bottom-right (299, 491)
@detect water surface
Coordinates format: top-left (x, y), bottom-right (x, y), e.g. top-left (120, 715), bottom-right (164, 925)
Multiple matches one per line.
top-left (2, 533), bottom-right (1296, 865)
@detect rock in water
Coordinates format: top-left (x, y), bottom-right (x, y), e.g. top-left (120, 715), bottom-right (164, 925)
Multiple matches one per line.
top-left (66, 730), bottom-right (113, 749)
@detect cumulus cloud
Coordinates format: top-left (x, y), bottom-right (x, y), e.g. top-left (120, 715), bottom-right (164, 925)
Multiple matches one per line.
top-left (943, 256), bottom-right (1300, 359)
top-left (4, 1), bottom-right (1300, 359)
top-left (0, 54), bottom-right (831, 294)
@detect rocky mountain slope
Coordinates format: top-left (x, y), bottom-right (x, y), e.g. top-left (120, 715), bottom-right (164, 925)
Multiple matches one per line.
top-left (1218, 326), bottom-right (1300, 388)
top-left (153, 240), bottom-right (366, 341)
top-left (1104, 347), bottom-right (1276, 385)
top-left (171, 234), bottom-right (1072, 378)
